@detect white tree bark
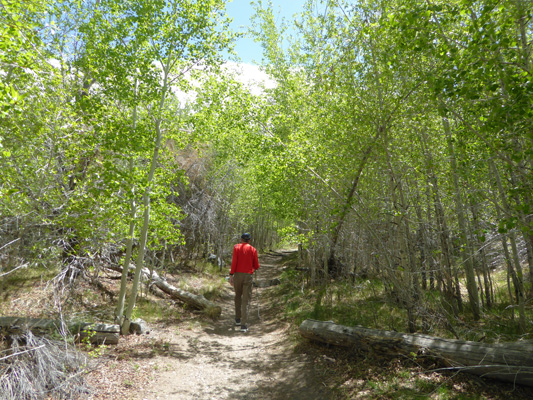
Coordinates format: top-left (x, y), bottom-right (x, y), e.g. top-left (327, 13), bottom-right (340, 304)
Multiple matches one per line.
top-left (300, 319), bottom-right (533, 387)
top-left (122, 55), bottom-right (173, 335)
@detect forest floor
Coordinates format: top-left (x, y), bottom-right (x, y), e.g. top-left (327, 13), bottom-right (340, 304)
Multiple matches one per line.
top-left (3, 250), bottom-right (533, 399)
top-left (82, 251), bottom-right (533, 400)
top-left (85, 251), bottom-right (336, 400)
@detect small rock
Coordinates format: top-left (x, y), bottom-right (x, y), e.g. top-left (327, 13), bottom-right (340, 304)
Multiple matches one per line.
top-left (129, 318), bottom-right (149, 335)
top-left (321, 355), bottom-right (336, 364)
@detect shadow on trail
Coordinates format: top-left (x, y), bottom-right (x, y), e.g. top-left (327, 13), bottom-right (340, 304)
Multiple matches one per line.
top-left (194, 251), bottom-right (333, 400)
top-left (138, 250), bottom-right (335, 400)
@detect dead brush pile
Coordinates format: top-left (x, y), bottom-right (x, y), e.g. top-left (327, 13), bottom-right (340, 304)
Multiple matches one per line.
top-left (0, 331), bottom-right (90, 400)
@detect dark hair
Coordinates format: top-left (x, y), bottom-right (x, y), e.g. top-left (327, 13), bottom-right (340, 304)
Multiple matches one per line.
top-left (241, 233), bottom-right (251, 241)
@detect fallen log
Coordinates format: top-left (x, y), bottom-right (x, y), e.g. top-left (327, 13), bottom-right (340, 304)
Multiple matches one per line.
top-left (107, 264), bottom-right (222, 318)
top-left (0, 316), bottom-right (120, 345)
top-left (299, 319), bottom-right (533, 387)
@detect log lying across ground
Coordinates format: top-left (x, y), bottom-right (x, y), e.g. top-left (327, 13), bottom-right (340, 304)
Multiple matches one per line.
top-left (107, 264), bottom-right (222, 318)
top-left (299, 319), bottom-right (533, 387)
top-left (0, 316), bottom-right (120, 345)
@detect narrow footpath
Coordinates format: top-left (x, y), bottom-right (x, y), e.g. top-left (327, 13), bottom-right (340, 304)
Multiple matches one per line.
top-left (136, 251), bottom-right (334, 400)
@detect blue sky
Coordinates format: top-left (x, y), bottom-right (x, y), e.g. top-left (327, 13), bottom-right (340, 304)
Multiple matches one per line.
top-left (224, 0), bottom-right (309, 64)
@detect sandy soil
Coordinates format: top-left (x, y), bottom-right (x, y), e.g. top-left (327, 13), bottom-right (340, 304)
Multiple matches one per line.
top-left (132, 252), bottom-right (333, 400)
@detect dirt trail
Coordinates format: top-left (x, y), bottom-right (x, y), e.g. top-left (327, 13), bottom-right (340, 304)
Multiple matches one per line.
top-left (136, 251), bottom-right (333, 400)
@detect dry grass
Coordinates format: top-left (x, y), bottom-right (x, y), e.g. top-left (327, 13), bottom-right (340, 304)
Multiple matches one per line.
top-left (0, 332), bottom-right (89, 400)
top-left (0, 261), bottom-right (228, 399)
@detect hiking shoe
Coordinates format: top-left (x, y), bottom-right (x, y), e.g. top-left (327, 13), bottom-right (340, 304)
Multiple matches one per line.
top-left (240, 325), bottom-right (248, 333)
top-left (235, 318), bottom-right (241, 326)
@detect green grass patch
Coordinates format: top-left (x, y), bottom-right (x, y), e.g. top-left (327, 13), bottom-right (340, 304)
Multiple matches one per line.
top-left (1, 263), bottom-right (55, 292)
top-left (273, 270), bottom-right (413, 332)
top-left (273, 264), bottom-right (533, 343)
top-left (134, 297), bottom-right (182, 323)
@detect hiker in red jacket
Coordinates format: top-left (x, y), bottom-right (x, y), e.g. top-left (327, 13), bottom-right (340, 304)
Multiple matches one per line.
top-left (229, 233), bottom-right (259, 332)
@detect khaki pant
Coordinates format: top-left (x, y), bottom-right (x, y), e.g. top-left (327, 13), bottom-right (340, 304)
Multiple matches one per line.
top-left (233, 272), bottom-right (253, 326)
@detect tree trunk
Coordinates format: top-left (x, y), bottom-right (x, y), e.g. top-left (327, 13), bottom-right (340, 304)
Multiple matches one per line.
top-left (510, 169), bottom-right (533, 298)
top-left (299, 319), bottom-right (533, 387)
top-left (442, 111), bottom-right (480, 319)
top-left (419, 128), bottom-right (460, 314)
top-left (115, 159), bottom-right (137, 325)
top-left (512, 0), bottom-right (533, 296)
top-left (384, 148), bottom-right (418, 333)
top-left (469, 194), bottom-right (493, 309)
top-left (328, 126), bottom-right (382, 276)
top-left (490, 160), bottom-right (526, 332)
top-left (122, 55), bottom-right (172, 335)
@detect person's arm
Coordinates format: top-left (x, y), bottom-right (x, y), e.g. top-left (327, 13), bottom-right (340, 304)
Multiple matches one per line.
top-left (229, 245), bottom-right (238, 285)
top-left (229, 246), bottom-right (238, 286)
top-left (252, 248), bottom-right (259, 272)
top-left (230, 245), bottom-right (238, 275)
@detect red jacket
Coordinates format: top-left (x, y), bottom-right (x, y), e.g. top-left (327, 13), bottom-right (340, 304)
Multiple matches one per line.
top-left (230, 243), bottom-right (259, 275)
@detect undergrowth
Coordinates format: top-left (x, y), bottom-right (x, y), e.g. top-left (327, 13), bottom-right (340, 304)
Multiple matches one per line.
top-left (2, 251), bottom-right (532, 399)
top-left (273, 263), bottom-right (533, 344)
top-left (269, 252), bottom-right (533, 399)
top-left (0, 256), bottom-right (228, 399)
top-left (0, 331), bottom-right (89, 400)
